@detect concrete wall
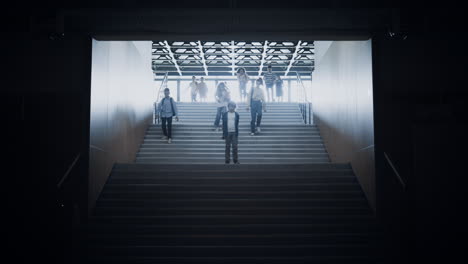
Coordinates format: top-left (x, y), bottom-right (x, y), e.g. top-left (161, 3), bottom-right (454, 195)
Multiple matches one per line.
top-left (311, 40), bottom-right (375, 210)
top-left (89, 40), bottom-right (154, 211)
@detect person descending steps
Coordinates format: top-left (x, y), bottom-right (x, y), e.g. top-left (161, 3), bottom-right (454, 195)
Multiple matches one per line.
top-left (213, 82), bottom-right (230, 132)
top-left (139, 101), bottom-right (329, 165)
top-left (246, 78), bottom-right (266, 136)
top-left (222, 101), bottom-right (240, 164)
top-left (155, 88), bottom-right (179, 144)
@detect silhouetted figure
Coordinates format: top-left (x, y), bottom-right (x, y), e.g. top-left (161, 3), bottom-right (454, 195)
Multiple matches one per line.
top-left (275, 75), bottom-right (284, 102)
top-left (247, 78), bottom-right (267, 136)
top-left (188, 76), bottom-right (199, 102)
top-left (213, 82), bottom-right (230, 131)
top-left (263, 65), bottom-right (276, 102)
top-left (198, 77), bottom-right (208, 102)
top-left (156, 88), bottom-right (179, 144)
top-left (236, 67), bottom-right (250, 102)
top-left (223, 101), bottom-right (240, 164)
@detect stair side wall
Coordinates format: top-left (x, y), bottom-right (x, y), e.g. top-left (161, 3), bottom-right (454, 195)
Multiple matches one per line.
top-left (88, 40), bottom-right (154, 213)
top-left (311, 40), bottom-right (376, 211)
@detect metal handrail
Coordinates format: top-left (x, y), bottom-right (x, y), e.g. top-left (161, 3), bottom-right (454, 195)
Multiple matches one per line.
top-left (57, 152), bottom-right (81, 189)
top-left (384, 152), bottom-right (407, 190)
top-left (153, 72), bottom-right (169, 124)
top-left (293, 71), bottom-right (312, 125)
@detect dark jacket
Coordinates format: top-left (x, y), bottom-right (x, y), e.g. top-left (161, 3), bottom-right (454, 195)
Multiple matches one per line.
top-left (222, 111), bottom-right (239, 138)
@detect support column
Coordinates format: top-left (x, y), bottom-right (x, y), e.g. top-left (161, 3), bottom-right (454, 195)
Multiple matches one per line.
top-left (177, 80), bottom-right (180, 102)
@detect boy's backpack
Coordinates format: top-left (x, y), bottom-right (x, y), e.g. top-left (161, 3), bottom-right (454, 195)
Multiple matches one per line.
top-left (161, 97), bottom-right (176, 116)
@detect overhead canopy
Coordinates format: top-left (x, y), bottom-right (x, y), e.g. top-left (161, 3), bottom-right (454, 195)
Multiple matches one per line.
top-left (153, 41), bottom-right (314, 77)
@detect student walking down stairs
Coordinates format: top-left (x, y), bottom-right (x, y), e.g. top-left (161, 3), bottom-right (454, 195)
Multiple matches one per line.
top-left (155, 88), bottom-right (179, 144)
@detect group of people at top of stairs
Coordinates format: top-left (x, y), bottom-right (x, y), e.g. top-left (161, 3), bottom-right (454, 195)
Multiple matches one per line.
top-left (188, 76), bottom-right (209, 102)
top-left (187, 65), bottom-right (284, 103)
top-left (155, 65), bottom-right (283, 164)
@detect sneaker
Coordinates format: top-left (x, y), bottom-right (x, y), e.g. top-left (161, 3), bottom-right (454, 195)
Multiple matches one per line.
top-left (250, 133), bottom-right (255, 136)
top-left (234, 160), bottom-right (240, 164)
top-left (225, 160), bottom-right (230, 164)
top-left (161, 136), bottom-right (168, 140)
top-left (167, 138), bottom-right (172, 144)
top-left (256, 127), bottom-right (261, 133)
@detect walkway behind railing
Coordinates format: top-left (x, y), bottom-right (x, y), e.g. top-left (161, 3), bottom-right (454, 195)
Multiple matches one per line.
top-left (153, 72), bottom-right (169, 124)
top-left (294, 72), bottom-right (313, 125)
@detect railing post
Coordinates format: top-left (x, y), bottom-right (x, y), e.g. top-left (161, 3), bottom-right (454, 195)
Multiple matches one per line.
top-left (304, 104), bottom-right (306, 124)
top-left (154, 100), bottom-right (156, 124)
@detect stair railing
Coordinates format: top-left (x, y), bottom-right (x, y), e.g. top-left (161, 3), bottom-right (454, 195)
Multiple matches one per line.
top-left (57, 152), bottom-right (81, 191)
top-left (384, 152), bottom-right (407, 190)
top-left (56, 152), bottom-right (82, 262)
top-left (153, 72), bottom-right (169, 124)
top-left (294, 71), bottom-right (313, 125)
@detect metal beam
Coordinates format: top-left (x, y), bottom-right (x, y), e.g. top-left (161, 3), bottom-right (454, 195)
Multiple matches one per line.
top-left (197, 40), bottom-right (209, 76)
top-left (164, 40), bottom-right (182, 76)
top-left (258, 40), bottom-right (269, 77)
top-left (284, 40), bottom-right (302, 76)
top-left (231, 40), bottom-right (236, 76)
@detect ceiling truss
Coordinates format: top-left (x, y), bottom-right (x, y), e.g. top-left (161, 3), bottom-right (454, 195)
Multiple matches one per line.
top-left (152, 41), bottom-right (314, 77)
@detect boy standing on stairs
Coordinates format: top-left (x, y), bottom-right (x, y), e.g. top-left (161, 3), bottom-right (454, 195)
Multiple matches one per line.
top-left (156, 88), bottom-right (179, 144)
top-left (222, 101), bottom-right (240, 164)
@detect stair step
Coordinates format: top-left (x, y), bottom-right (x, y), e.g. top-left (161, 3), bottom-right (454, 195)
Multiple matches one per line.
top-left (84, 256), bottom-right (378, 264)
top-left (86, 244), bottom-right (377, 258)
top-left (85, 222), bottom-right (380, 235)
top-left (134, 160), bottom-right (331, 164)
top-left (148, 126), bottom-right (317, 130)
top-left (138, 148), bottom-right (327, 153)
top-left (137, 146), bottom-right (326, 149)
top-left (101, 183), bottom-right (361, 191)
top-left (112, 163), bottom-right (351, 170)
top-left (92, 206), bottom-right (372, 216)
top-left (109, 170), bottom-right (353, 177)
top-left (87, 233), bottom-right (377, 246)
top-left (136, 154), bottom-right (329, 159)
top-left (145, 134), bottom-right (321, 137)
top-left (98, 190), bottom-right (364, 200)
top-left (142, 139), bottom-right (325, 143)
top-left (96, 198), bottom-right (368, 208)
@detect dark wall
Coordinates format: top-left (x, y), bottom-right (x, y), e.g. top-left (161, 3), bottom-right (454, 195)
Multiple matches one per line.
top-left (372, 8), bottom-right (468, 263)
top-left (5, 32), bottom-right (92, 263)
top-left (6, 5), bottom-right (468, 264)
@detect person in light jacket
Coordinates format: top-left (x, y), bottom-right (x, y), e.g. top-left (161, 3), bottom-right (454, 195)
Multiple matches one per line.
top-left (222, 101), bottom-right (240, 164)
top-left (236, 67), bottom-right (250, 102)
top-left (213, 82), bottom-right (230, 131)
top-left (246, 78), bottom-right (267, 136)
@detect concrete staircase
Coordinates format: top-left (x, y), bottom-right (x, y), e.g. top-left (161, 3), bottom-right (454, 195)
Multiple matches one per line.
top-left (84, 164), bottom-right (382, 263)
top-left (83, 102), bottom-right (383, 263)
top-left (136, 102), bottom-right (329, 164)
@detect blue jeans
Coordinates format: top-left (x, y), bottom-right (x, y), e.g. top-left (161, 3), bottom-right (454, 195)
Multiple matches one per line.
top-left (161, 117), bottom-right (173, 139)
top-left (250, 100), bottom-right (262, 133)
top-left (214, 106), bottom-right (226, 127)
top-left (225, 132), bottom-right (238, 162)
